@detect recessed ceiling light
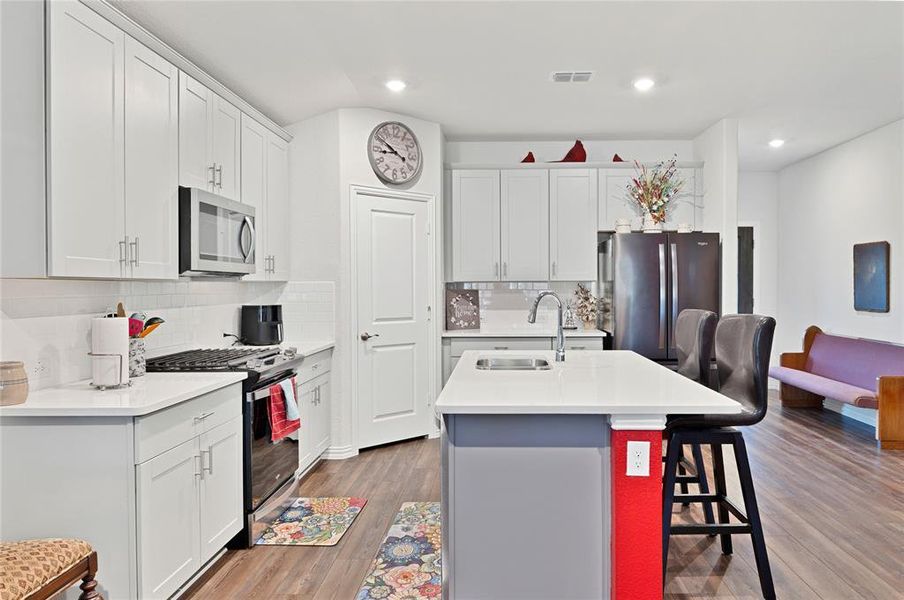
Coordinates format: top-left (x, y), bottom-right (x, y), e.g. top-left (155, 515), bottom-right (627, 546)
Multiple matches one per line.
top-left (633, 77), bottom-right (655, 92)
top-left (768, 139), bottom-right (785, 148)
top-left (385, 79), bottom-right (407, 92)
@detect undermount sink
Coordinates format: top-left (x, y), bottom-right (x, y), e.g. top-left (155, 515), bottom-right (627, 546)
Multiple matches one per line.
top-left (475, 357), bottom-right (551, 371)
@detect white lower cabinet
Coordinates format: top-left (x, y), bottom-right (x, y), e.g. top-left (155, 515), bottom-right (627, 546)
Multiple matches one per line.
top-left (136, 437), bottom-right (201, 599)
top-left (136, 408), bottom-right (242, 600)
top-left (296, 351), bottom-right (332, 474)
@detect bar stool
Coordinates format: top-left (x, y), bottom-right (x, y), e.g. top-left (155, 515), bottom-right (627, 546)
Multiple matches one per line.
top-left (663, 314), bottom-right (777, 599)
top-left (667, 309), bottom-right (717, 525)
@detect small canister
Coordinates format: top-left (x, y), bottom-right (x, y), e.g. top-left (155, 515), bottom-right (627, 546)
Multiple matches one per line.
top-left (129, 338), bottom-right (146, 378)
top-left (0, 361), bottom-right (29, 406)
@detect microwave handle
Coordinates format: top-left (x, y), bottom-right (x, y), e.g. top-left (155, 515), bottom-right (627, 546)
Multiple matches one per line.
top-left (240, 216), bottom-right (255, 264)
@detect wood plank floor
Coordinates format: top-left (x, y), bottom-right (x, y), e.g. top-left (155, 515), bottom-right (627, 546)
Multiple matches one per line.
top-left (185, 395), bottom-right (904, 599)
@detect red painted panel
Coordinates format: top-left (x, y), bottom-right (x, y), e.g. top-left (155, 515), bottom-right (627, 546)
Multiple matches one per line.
top-left (611, 429), bottom-right (663, 599)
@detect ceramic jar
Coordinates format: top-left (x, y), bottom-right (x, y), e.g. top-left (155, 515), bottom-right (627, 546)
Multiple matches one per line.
top-left (0, 361), bottom-right (29, 406)
top-left (642, 213), bottom-right (663, 233)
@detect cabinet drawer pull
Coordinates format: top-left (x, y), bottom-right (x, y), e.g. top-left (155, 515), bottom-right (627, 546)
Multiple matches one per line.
top-left (493, 346), bottom-right (509, 350)
top-left (571, 345), bottom-right (587, 350)
top-left (194, 411), bottom-right (214, 423)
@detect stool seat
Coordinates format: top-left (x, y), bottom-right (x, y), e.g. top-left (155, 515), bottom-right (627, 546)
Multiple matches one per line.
top-left (0, 539), bottom-right (95, 600)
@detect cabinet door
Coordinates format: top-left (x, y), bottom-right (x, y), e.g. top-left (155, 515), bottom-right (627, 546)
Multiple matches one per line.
top-left (313, 374), bottom-right (331, 456)
top-left (599, 169), bottom-right (637, 231)
top-left (549, 169), bottom-right (598, 281)
top-left (48, 0), bottom-right (125, 278)
top-left (451, 170), bottom-right (501, 281)
top-left (664, 168), bottom-right (696, 231)
top-left (199, 417), bottom-right (243, 563)
top-left (240, 114), bottom-right (267, 280)
top-left (212, 95), bottom-right (241, 201)
top-left (136, 437), bottom-right (200, 600)
top-left (124, 37), bottom-right (178, 279)
top-left (501, 170), bottom-right (549, 281)
top-left (266, 133), bottom-right (291, 281)
top-left (296, 379), bottom-right (317, 473)
top-left (178, 72), bottom-right (213, 191)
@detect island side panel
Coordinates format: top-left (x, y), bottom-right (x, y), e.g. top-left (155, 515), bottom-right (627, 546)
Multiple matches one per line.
top-left (442, 413), bottom-right (610, 600)
top-left (610, 428), bottom-right (663, 599)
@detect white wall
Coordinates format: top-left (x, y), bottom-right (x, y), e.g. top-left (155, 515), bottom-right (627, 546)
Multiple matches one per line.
top-left (776, 119), bottom-right (904, 350)
top-left (694, 119), bottom-right (740, 315)
top-left (286, 108), bottom-right (444, 458)
top-left (445, 139), bottom-right (694, 164)
top-left (738, 171), bottom-right (780, 321)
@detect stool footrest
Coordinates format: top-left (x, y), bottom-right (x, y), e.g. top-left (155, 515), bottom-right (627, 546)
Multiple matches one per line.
top-left (670, 523), bottom-right (752, 536)
top-left (672, 493), bottom-right (749, 523)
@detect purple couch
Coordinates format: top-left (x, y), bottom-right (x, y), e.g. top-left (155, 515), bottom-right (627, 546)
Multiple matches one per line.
top-left (769, 326), bottom-right (904, 449)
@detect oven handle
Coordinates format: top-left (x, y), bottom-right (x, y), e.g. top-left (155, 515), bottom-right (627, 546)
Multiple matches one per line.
top-left (247, 374), bottom-right (297, 402)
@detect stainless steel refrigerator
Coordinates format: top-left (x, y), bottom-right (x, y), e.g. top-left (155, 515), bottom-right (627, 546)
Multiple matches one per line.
top-left (599, 232), bottom-right (721, 361)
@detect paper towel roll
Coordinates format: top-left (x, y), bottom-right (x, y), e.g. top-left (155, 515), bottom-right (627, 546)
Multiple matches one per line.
top-left (91, 317), bottom-right (129, 387)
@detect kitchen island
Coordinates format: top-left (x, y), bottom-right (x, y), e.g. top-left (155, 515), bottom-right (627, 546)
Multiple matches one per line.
top-left (435, 350), bottom-right (740, 600)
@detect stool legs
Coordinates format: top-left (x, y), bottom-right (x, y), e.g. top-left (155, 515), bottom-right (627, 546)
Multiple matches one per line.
top-left (734, 435), bottom-right (776, 599)
top-left (711, 442), bottom-right (733, 554)
top-left (691, 443), bottom-right (716, 527)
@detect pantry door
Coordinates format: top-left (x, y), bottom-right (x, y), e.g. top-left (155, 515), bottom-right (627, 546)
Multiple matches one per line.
top-left (355, 187), bottom-right (433, 449)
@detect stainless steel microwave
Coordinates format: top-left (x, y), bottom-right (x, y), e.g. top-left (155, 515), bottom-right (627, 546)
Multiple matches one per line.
top-left (179, 186), bottom-right (256, 277)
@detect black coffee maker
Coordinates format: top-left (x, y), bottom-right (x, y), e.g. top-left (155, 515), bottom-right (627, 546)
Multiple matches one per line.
top-left (240, 305), bottom-right (283, 346)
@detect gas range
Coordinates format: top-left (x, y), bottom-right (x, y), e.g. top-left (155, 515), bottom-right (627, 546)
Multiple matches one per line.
top-left (146, 346), bottom-right (303, 387)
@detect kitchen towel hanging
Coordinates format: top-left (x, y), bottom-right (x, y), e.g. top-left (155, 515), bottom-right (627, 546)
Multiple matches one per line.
top-left (90, 317), bottom-right (129, 388)
top-left (268, 381), bottom-right (300, 442)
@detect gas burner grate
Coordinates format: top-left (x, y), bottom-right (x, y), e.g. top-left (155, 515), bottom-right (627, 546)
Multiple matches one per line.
top-left (147, 348), bottom-right (279, 371)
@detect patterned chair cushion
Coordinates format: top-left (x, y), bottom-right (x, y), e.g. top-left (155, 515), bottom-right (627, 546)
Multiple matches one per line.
top-left (0, 538), bottom-right (93, 600)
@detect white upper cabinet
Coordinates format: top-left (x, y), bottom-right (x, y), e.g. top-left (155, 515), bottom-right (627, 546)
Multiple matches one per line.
top-left (549, 169), bottom-right (598, 281)
top-left (48, 0), bottom-right (125, 278)
top-left (240, 114), bottom-right (268, 279)
top-left (266, 134), bottom-right (291, 281)
top-left (124, 37), bottom-right (178, 279)
top-left (501, 169), bottom-right (549, 281)
top-left (178, 73), bottom-right (241, 201)
top-left (212, 96), bottom-right (241, 200)
top-left (451, 170), bottom-right (501, 281)
top-left (178, 73), bottom-right (214, 191)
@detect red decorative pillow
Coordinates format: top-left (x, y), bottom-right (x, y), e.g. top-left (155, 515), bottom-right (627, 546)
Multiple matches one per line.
top-left (553, 140), bottom-right (586, 163)
top-left (521, 152), bottom-right (536, 163)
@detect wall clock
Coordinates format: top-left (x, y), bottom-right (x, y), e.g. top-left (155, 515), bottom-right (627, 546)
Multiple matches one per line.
top-left (367, 121), bottom-right (422, 185)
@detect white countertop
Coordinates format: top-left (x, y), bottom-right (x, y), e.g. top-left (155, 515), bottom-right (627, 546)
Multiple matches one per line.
top-left (0, 372), bottom-right (247, 418)
top-left (435, 350), bottom-right (740, 416)
top-left (285, 339), bottom-right (336, 356)
top-left (443, 328), bottom-right (607, 338)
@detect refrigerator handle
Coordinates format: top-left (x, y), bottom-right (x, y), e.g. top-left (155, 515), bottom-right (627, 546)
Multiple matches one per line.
top-left (659, 243), bottom-right (666, 349)
top-left (671, 242), bottom-right (678, 349)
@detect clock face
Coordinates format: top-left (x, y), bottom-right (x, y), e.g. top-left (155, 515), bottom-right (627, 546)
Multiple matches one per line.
top-left (367, 121), bottom-right (422, 184)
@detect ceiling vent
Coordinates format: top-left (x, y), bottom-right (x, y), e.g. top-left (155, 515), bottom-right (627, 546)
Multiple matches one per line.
top-left (551, 71), bottom-right (593, 83)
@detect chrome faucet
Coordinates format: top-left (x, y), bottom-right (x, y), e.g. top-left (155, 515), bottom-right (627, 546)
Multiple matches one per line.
top-left (528, 290), bottom-right (565, 362)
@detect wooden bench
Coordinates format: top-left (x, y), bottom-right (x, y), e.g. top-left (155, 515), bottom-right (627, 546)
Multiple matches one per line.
top-left (769, 326), bottom-right (904, 450)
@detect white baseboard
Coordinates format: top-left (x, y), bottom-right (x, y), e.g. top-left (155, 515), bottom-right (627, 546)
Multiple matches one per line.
top-left (323, 444), bottom-right (358, 460)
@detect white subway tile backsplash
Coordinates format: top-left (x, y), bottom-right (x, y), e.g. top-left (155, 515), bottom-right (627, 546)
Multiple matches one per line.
top-left (0, 279), bottom-right (335, 390)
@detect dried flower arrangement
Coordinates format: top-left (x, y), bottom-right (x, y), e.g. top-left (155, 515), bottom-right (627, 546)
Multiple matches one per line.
top-left (627, 156), bottom-right (685, 224)
top-left (573, 283), bottom-right (598, 328)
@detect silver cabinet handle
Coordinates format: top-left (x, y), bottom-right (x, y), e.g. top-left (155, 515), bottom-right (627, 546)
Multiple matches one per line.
top-left (208, 164), bottom-right (216, 188)
top-left (552, 261), bottom-right (557, 277)
top-left (494, 262), bottom-right (499, 277)
top-left (658, 243), bottom-right (667, 349)
top-left (119, 236), bottom-right (128, 265)
top-left (493, 346), bottom-right (509, 350)
top-left (215, 164), bottom-right (223, 189)
top-left (200, 448), bottom-right (213, 475)
top-left (194, 454), bottom-right (202, 478)
top-left (503, 262), bottom-right (507, 277)
top-left (194, 411), bottom-right (214, 423)
top-left (360, 332), bottom-right (380, 341)
top-left (271, 255), bottom-right (276, 274)
top-left (130, 237), bottom-right (139, 267)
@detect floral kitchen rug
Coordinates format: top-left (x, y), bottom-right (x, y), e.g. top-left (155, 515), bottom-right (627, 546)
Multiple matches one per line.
top-left (356, 502), bottom-right (442, 600)
top-left (255, 497), bottom-right (367, 546)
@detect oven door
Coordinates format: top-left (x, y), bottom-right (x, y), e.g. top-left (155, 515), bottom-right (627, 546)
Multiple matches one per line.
top-left (245, 375), bottom-right (299, 512)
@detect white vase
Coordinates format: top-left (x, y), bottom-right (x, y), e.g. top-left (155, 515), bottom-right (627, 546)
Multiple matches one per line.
top-left (642, 213), bottom-right (662, 233)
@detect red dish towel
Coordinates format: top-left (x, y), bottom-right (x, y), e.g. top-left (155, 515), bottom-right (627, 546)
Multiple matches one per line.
top-left (268, 382), bottom-right (300, 442)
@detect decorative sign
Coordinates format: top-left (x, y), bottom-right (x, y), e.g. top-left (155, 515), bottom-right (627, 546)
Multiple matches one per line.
top-left (445, 289), bottom-right (480, 330)
top-left (853, 241), bottom-right (890, 313)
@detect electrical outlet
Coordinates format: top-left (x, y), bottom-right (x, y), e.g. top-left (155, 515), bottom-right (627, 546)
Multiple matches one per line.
top-left (626, 440), bottom-right (651, 477)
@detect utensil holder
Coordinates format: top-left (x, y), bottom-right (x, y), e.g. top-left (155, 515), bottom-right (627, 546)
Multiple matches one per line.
top-left (129, 338), bottom-right (146, 378)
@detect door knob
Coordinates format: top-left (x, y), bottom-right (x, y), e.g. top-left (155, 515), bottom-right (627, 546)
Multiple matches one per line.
top-left (360, 332), bottom-right (380, 341)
